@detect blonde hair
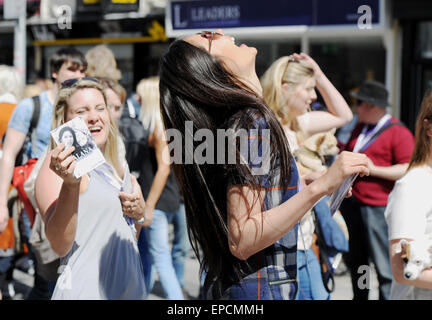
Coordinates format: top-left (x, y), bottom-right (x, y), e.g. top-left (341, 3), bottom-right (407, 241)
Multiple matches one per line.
top-left (23, 84), bottom-right (43, 99)
top-left (136, 76), bottom-right (163, 134)
top-left (0, 65), bottom-right (23, 101)
top-left (409, 89), bottom-right (432, 170)
top-left (85, 45), bottom-right (122, 81)
top-left (261, 56), bottom-right (314, 129)
top-left (51, 79), bottom-right (123, 177)
top-left (99, 77), bottom-right (126, 104)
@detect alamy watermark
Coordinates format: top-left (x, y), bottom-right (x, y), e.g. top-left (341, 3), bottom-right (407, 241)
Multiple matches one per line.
top-left (357, 5), bottom-right (372, 30)
top-left (56, 5), bottom-right (72, 30)
top-left (163, 121), bottom-right (271, 175)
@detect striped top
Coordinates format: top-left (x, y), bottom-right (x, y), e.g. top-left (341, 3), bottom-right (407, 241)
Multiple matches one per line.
top-left (205, 116), bottom-right (299, 300)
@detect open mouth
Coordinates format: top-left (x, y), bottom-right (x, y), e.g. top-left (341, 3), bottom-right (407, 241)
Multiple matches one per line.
top-left (89, 126), bottom-right (102, 134)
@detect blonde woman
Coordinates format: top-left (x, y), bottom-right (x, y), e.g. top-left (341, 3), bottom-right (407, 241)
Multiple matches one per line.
top-left (34, 78), bottom-right (146, 299)
top-left (385, 89), bottom-right (432, 299)
top-left (261, 53), bottom-right (353, 300)
top-left (99, 77), bottom-right (126, 123)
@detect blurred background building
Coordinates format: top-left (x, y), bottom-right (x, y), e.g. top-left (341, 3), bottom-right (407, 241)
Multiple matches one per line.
top-left (0, 0), bottom-right (429, 132)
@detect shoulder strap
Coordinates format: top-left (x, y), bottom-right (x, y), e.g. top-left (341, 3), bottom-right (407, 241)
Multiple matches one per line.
top-left (311, 209), bottom-right (335, 293)
top-left (29, 95), bottom-right (41, 136)
top-left (28, 95), bottom-right (42, 158)
top-left (369, 121), bottom-right (402, 142)
top-left (358, 121), bottom-right (403, 153)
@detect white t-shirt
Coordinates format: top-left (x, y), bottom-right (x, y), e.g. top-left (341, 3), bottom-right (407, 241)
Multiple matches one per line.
top-left (283, 113), bottom-right (315, 250)
top-left (385, 165), bottom-right (432, 299)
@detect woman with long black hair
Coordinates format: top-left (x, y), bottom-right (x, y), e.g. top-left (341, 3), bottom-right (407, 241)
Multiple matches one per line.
top-left (58, 126), bottom-right (94, 160)
top-left (159, 29), bottom-right (369, 300)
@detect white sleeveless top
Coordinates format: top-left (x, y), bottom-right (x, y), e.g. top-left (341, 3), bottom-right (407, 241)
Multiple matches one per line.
top-left (52, 166), bottom-right (146, 300)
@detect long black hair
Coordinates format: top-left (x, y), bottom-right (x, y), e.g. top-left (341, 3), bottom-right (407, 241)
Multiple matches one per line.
top-left (59, 126), bottom-right (93, 160)
top-left (159, 40), bottom-right (292, 291)
top-left (59, 126), bottom-right (80, 149)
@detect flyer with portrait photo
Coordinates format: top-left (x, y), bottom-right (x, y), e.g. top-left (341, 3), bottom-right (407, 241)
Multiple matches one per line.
top-left (329, 173), bottom-right (359, 216)
top-left (50, 117), bottom-right (106, 178)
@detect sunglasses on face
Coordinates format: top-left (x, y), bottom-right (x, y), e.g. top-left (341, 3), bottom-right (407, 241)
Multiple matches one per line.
top-left (61, 76), bottom-right (99, 89)
top-left (196, 31), bottom-right (224, 53)
top-left (356, 99), bottom-right (364, 106)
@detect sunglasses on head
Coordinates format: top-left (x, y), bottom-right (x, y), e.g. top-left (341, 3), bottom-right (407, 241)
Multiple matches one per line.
top-left (61, 76), bottom-right (99, 89)
top-left (196, 31), bottom-right (224, 53)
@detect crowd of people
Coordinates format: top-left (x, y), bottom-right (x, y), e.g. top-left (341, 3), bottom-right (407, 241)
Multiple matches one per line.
top-left (0, 28), bottom-right (431, 300)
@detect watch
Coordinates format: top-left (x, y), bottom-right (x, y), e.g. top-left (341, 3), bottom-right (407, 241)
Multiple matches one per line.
top-left (135, 216), bottom-right (146, 225)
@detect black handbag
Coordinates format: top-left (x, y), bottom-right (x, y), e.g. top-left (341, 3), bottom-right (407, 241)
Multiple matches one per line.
top-left (312, 208), bottom-right (336, 293)
top-left (118, 101), bottom-right (149, 173)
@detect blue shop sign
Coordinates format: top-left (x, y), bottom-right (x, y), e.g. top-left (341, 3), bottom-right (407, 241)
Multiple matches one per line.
top-left (168, 0), bottom-right (380, 30)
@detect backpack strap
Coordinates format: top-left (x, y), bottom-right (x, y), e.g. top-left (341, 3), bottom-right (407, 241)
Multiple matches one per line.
top-left (29, 95), bottom-right (41, 158)
top-left (358, 121), bottom-right (403, 153)
top-left (369, 121), bottom-right (402, 142)
top-left (29, 96), bottom-right (41, 135)
top-left (312, 209), bottom-right (335, 293)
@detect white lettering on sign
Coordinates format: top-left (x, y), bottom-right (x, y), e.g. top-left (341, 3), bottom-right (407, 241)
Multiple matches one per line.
top-left (191, 5), bottom-right (240, 22)
top-left (357, 5), bottom-right (372, 30)
top-left (173, 4), bottom-right (188, 28)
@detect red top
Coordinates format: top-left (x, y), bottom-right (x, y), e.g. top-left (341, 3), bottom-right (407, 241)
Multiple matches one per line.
top-left (345, 117), bottom-right (415, 206)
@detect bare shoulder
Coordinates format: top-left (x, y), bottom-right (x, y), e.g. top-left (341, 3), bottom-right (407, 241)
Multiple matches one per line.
top-left (395, 166), bottom-right (432, 191)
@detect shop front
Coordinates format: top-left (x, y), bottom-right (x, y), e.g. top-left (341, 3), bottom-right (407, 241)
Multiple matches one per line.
top-left (394, 0), bottom-right (432, 132)
top-left (165, 0), bottom-right (398, 120)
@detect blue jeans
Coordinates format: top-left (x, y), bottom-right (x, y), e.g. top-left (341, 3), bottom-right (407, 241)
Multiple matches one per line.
top-left (296, 248), bottom-right (330, 300)
top-left (139, 204), bottom-right (190, 299)
top-left (137, 230), bottom-right (154, 292)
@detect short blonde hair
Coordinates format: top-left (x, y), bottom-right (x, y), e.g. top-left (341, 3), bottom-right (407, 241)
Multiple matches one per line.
top-left (51, 79), bottom-right (123, 177)
top-left (23, 84), bottom-right (43, 99)
top-left (0, 65), bottom-right (23, 101)
top-left (136, 76), bottom-right (163, 134)
top-left (261, 56), bottom-right (314, 127)
top-left (85, 45), bottom-right (122, 81)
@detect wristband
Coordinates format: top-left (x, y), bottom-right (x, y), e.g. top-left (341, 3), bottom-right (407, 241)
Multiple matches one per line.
top-left (135, 216), bottom-right (146, 225)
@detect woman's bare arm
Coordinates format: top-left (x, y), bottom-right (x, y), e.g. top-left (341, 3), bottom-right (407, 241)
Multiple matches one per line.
top-left (35, 143), bottom-right (86, 257)
top-left (227, 151), bottom-right (369, 260)
top-left (390, 239), bottom-right (432, 289)
top-left (293, 53), bottom-right (353, 135)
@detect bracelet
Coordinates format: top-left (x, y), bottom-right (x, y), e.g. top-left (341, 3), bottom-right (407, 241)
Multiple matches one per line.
top-left (135, 216), bottom-right (146, 225)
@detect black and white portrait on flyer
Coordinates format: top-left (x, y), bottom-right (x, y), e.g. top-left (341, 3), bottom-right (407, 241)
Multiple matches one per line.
top-left (50, 117), bottom-right (106, 178)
